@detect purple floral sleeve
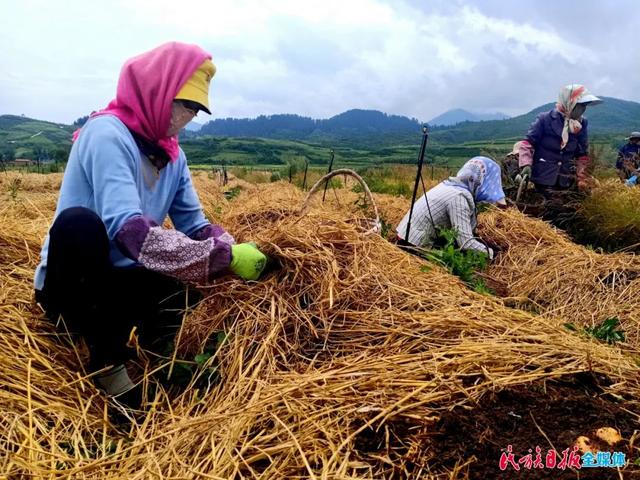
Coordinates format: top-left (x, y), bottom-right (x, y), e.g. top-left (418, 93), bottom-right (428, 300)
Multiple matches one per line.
top-left (191, 224), bottom-right (235, 245)
top-left (116, 215), bottom-right (232, 283)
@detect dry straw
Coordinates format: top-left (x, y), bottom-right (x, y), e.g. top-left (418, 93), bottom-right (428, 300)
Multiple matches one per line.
top-left (579, 179), bottom-right (640, 250)
top-left (480, 206), bottom-right (640, 348)
top-left (1, 174), bottom-right (639, 479)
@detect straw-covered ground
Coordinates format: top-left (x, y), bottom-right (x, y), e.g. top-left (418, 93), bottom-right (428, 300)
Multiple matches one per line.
top-left (1, 171), bottom-right (640, 479)
top-left (480, 207), bottom-right (640, 349)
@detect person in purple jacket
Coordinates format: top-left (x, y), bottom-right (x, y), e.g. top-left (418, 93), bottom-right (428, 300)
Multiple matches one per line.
top-left (616, 132), bottom-right (640, 182)
top-left (34, 42), bottom-right (267, 407)
top-left (517, 84), bottom-right (602, 196)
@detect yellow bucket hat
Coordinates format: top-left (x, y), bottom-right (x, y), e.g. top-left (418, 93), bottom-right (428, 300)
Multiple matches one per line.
top-left (175, 58), bottom-right (216, 114)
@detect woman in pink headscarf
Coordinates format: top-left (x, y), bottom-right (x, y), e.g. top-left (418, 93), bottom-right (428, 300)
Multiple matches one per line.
top-left (517, 84), bottom-right (602, 196)
top-left (34, 42), bottom-right (267, 408)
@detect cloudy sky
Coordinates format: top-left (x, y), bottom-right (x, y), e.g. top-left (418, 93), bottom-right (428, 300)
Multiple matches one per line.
top-left (0, 0), bottom-right (636, 124)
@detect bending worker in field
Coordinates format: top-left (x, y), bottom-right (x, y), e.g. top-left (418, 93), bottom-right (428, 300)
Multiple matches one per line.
top-left (34, 42), bottom-right (267, 408)
top-left (516, 84), bottom-right (602, 196)
top-left (616, 131), bottom-right (640, 182)
top-left (395, 156), bottom-right (506, 260)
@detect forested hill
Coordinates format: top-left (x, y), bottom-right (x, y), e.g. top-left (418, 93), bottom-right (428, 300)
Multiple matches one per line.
top-left (193, 97), bottom-right (640, 146)
top-left (0, 115), bottom-right (74, 161)
top-left (197, 109), bottom-right (421, 146)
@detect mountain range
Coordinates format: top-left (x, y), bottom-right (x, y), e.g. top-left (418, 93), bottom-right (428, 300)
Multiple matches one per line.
top-left (1, 96), bottom-right (638, 160)
top-left (428, 109), bottom-right (510, 126)
top-left (190, 96), bottom-right (639, 146)
top-left (431, 97), bottom-right (640, 145)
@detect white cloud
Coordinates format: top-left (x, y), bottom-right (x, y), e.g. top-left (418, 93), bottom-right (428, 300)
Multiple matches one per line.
top-left (0, 0), bottom-right (636, 123)
top-left (457, 6), bottom-right (592, 63)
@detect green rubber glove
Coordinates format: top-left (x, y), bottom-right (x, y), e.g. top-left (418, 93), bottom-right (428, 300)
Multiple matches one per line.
top-left (230, 243), bottom-right (267, 281)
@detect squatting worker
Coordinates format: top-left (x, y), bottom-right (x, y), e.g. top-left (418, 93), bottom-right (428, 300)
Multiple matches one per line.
top-left (34, 42), bottom-right (267, 407)
top-left (616, 131), bottom-right (640, 182)
top-left (517, 84), bottom-right (602, 196)
top-left (395, 156), bottom-right (506, 260)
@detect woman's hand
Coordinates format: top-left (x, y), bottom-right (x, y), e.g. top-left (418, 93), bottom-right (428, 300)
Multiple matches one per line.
top-left (230, 243), bottom-right (267, 281)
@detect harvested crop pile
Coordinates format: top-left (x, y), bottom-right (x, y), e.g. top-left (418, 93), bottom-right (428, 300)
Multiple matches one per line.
top-left (480, 207), bottom-right (640, 348)
top-left (578, 179), bottom-right (640, 251)
top-left (2, 176), bottom-right (640, 479)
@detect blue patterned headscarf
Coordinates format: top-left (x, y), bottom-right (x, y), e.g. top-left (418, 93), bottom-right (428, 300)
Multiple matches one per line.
top-left (446, 156), bottom-right (505, 204)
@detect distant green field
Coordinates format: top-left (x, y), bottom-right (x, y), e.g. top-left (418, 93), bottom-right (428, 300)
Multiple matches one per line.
top-left (0, 113), bottom-right (621, 171)
top-left (181, 136), bottom-right (502, 171)
top-left (184, 136), bottom-right (619, 172)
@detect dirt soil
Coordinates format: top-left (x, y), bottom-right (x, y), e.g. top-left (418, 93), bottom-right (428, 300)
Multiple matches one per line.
top-left (432, 373), bottom-right (640, 479)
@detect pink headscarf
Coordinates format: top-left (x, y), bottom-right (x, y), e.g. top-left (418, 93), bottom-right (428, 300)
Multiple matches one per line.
top-left (74, 42), bottom-right (211, 161)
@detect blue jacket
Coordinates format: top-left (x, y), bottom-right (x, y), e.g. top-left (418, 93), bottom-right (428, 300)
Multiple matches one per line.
top-left (525, 109), bottom-right (589, 187)
top-left (616, 143), bottom-right (640, 169)
top-left (34, 115), bottom-right (210, 290)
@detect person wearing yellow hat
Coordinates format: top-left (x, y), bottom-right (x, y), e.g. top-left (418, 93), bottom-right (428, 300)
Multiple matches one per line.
top-left (175, 58), bottom-right (215, 114)
top-left (166, 59), bottom-right (216, 138)
top-left (34, 43), bottom-right (268, 412)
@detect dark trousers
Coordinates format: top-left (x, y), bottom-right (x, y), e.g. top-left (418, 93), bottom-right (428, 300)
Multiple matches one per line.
top-left (534, 183), bottom-right (570, 199)
top-left (35, 207), bottom-right (200, 370)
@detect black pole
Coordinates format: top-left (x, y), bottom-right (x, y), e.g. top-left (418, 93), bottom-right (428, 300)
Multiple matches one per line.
top-left (404, 126), bottom-right (429, 242)
top-left (289, 165), bottom-right (293, 183)
top-left (222, 160), bottom-right (228, 186)
top-left (322, 149), bottom-right (335, 202)
top-left (302, 158), bottom-right (309, 190)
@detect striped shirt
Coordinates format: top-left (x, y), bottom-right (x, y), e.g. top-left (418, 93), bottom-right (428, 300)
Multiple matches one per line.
top-left (396, 181), bottom-right (493, 258)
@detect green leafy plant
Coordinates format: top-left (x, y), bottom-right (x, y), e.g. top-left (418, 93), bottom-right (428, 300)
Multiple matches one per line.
top-left (421, 228), bottom-right (492, 294)
top-left (378, 216), bottom-right (392, 239)
top-left (223, 186), bottom-right (242, 200)
top-left (564, 317), bottom-right (625, 344)
top-left (159, 331), bottom-right (227, 388)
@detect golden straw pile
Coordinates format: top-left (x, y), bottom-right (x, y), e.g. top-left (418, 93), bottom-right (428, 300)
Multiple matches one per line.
top-left (579, 179), bottom-right (640, 249)
top-left (480, 206), bottom-right (640, 348)
top-left (2, 173), bottom-right (640, 478)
